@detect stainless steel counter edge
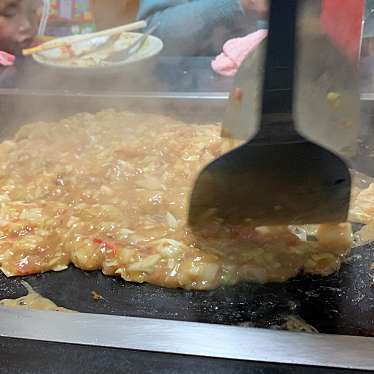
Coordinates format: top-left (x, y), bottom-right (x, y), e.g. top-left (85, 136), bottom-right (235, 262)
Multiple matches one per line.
top-left (2, 88), bottom-right (374, 104)
top-left (0, 307), bottom-right (373, 370)
top-left (0, 88), bottom-right (229, 100)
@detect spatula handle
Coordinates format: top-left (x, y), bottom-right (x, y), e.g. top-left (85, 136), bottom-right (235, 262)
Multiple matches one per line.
top-left (259, 0), bottom-right (298, 132)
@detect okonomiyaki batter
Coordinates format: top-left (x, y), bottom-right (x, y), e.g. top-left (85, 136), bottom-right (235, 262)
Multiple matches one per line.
top-left (0, 110), bottom-right (362, 290)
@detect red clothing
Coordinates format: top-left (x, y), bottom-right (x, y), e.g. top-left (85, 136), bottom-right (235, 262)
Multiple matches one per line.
top-left (321, 0), bottom-right (364, 62)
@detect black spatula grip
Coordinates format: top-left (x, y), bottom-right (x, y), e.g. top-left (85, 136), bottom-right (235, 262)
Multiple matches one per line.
top-left (261, 0), bottom-right (298, 118)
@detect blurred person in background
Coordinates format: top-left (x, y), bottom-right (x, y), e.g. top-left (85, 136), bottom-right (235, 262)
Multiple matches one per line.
top-left (92, 0), bottom-right (267, 56)
top-left (0, 0), bottom-right (39, 58)
top-left (137, 0), bottom-right (268, 56)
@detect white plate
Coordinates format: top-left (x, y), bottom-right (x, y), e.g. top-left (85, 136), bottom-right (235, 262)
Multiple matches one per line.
top-left (32, 32), bottom-right (163, 71)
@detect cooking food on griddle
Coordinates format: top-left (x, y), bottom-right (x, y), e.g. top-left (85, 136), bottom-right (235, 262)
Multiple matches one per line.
top-left (0, 110), bottom-right (372, 290)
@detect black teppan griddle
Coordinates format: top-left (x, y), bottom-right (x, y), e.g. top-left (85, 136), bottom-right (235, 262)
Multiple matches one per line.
top-left (0, 89), bottom-right (373, 373)
top-left (0, 242), bottom-right (373, 337)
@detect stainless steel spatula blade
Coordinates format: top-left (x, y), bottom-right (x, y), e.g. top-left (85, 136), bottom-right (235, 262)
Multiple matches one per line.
top-left (188, 0), bottom-right (357, 228)
top-left (221, 3), bottom-right (360, 153)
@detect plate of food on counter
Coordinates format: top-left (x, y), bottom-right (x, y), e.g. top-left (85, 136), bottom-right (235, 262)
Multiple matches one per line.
top-left (23, 21), bottom-right (163, 71)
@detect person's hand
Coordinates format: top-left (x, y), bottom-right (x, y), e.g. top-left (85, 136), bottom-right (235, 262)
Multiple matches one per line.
top-left (240, 0), bottom-right (268, 15)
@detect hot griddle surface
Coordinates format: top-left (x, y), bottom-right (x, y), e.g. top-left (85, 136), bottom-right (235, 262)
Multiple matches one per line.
top-left (0, 244), bottom-right (373, 337)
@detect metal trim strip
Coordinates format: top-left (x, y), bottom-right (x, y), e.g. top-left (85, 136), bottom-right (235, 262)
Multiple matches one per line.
top-left (0, 89), bottom-right (229, 100)
top-left (0, 307), bottom-right (373, 370)
top-left (1, 88), bottom-right (373, 102)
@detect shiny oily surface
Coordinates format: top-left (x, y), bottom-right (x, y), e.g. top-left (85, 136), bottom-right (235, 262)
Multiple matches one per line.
top-left (0, 110), bottom-right (370, 290)
top-left (0, 281), bottom-right (72, 312)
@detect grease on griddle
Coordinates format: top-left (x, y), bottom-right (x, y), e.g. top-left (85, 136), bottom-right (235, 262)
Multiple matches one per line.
top-left (0, 281), bottom-right (75, 312)
top-left (239, 315), bottom-right (318, 333)
top-left (274, 315), bottom-right (319, 333)
top-left (91, 290), bottom-right (104, 301)
top-left (282, 315), bottom-right (319, 333)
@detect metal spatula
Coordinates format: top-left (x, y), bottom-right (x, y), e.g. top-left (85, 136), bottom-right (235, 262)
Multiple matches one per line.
top-left (188, 0), bottom-right (359, 228)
